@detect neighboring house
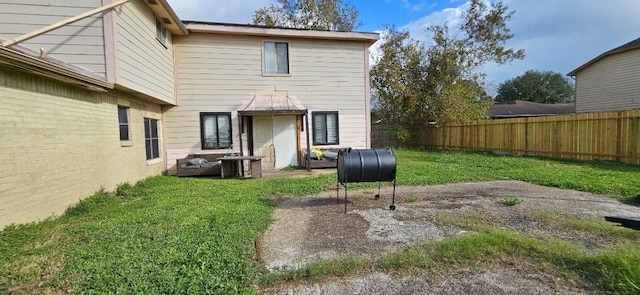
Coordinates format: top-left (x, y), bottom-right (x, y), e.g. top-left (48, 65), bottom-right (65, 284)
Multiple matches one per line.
top-left (486, 100), bottom-right (575, 119)
top-left (568, 37), bottom-right (640, 113)
top-left (0, 0), bottom-right (377, 228)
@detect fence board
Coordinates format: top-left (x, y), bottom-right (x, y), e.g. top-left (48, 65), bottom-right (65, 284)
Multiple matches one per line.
top-left (397, 109), bottom-right (640, 165)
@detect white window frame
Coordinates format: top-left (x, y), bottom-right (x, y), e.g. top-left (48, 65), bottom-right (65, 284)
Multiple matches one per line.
top-left (144, 118), bottom-right (160, 160)
top-left (262, 41), bottom-right (290, 76)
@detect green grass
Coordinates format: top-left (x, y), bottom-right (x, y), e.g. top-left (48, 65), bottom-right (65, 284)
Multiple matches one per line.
top-left (396, 149), bottom-right (640, 204)
top-left (1, 149), bottom-right (640, 294)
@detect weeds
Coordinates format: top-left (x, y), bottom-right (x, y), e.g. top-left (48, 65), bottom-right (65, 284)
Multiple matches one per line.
top-left (501, 197), bottom-right (523, 206)
top-left (406, 195), bottom-right (419, 203)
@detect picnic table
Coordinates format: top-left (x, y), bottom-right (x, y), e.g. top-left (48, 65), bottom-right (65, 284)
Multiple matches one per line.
top-left (219, 156), bottom-right (263, 178)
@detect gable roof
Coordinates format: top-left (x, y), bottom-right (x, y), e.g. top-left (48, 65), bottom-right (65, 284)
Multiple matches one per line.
top-left (183, 21), bottom-right (379, 44)
top-left (487, 100), bottom-right (575, 118)
top-left (567, 37), bottom-right (640, 76)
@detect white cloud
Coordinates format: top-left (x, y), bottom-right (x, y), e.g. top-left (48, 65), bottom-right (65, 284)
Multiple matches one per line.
top-left (166, 0), bottom-right (274, 23)
top-left (400, 0), bottom-right (640, 85)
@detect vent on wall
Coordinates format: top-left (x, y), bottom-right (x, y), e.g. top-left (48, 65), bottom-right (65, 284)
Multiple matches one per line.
top-left (162, 17), bottom-right (172, 24)
top-left (147, 0), bottom-right (158, 5)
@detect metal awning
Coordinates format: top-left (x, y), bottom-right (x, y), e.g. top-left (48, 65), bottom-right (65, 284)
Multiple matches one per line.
top-left (238, 109), bottom-right (306, 116)
top-left (238, 91), bottom-right (306, 115)
top-left (237, 90), bottom-right (311, 171)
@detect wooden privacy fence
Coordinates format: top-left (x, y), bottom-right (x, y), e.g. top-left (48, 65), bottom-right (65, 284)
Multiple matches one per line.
top-left (420, 110), bottom-right (640, 165)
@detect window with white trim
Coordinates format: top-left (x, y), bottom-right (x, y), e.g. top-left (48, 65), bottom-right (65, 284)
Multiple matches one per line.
top-left (263, 41), bottom-right (289, 75)
top-left (144, 118), bottom-right (160, 160)
top-left (312, 111), bottom-right (339, 145)
top-left (200, 113), bottom-right (232, 149)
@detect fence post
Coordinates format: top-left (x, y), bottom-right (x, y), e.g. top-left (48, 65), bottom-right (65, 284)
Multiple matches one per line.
top-left (551, 122), bottom-right (560, 158)
top-left (633, 116), bottom-right (639, 165)
top-left (616, 111), bottom-right (622, 162)
top-left (524, 117), bottom-right (529, 155)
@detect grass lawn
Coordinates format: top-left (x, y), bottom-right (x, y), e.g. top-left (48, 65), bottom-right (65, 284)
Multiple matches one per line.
top-left (1, 149), bottom-right (639, 294)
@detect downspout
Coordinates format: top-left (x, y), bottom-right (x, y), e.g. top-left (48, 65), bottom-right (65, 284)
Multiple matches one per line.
top-left (238, 113), bottom-right (245, 173)
top-left (305, 110), bottom-right (311, 171)
top-left (2, 0), bottom-right (131, 47)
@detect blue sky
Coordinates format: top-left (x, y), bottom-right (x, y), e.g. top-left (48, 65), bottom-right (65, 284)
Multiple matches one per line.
top-left (166, 0), bottom-right (640, 92)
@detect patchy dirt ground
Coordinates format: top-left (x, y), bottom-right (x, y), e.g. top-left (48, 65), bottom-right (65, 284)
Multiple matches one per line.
top-left (257, 180), bottom-right (640, 294)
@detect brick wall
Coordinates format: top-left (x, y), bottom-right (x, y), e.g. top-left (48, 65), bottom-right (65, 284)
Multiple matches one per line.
top-left (0, 66), bottom-right (165, 228)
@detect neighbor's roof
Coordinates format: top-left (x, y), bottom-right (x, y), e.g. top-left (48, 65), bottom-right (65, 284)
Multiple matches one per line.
top-left (567, 37), bottom-right (640, 76)
top-left (182, 21), bottom-right (379, 44)
top-left (487, 100), bottom-right (575, 119)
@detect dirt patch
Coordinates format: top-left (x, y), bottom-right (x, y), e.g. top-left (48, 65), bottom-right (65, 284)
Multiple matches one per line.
top-left (258, 180), bottom-right (639, 294)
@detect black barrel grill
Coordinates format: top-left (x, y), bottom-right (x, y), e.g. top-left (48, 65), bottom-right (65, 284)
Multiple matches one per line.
top-left (337, 148), bottom-right (397, 212)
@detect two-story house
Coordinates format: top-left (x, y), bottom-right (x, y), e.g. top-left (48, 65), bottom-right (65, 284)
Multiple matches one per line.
top-left (165, 22), bottom-right (377, 171)
top-left (568, 37), bottom-right (640, 113)
top-left (0, 0), bottom-right (377, 227)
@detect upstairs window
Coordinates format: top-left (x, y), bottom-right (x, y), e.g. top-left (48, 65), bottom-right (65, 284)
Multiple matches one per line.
top-left (118, 106), bottom-right (130, 141)
top-left (156, 18), bottom-right (167, 46)
top-left (200, 113), bottom-right (232, 149)
top-left (263, 41), bottom-right (289, 75)
top-left (312, 111), bottom-right (339, 145)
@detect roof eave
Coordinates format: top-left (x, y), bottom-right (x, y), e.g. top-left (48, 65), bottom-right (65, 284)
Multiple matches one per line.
top-left (567, 40), bottom-right (640, 76)
top-left (185, 23), bottom-right (379, 45)
top-left (146, 0), bottom-right (189, 36)
top-left (0, 46), bottom-right (113, 92)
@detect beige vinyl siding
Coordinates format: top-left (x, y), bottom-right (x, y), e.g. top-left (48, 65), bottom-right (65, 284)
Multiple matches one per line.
top-left (164, 34), bottom-right (369, 169)
top-left (0, 66), bottom-right (164, 228)
top-left (575, 49), bottom-right (640, 113)
top-left (115, 0), bottom-right (175, 104)
top-left (0, 0), bottom-right (107, 78)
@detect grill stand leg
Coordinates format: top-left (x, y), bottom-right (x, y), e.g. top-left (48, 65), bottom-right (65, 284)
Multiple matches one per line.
top-left (375, 181), bottom-right (381, 199)
top-left (336, 176), bottom-right (339, 204)
top-left (390, 178), bottom-right (397, 211)
top-left (344, 182), bottom-right (348, 213)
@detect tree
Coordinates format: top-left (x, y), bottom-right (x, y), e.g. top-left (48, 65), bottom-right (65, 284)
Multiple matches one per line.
top-left (370, 0), bottom-right (524, 145)
top-left (252, 0), bottom-right (361, 31)
top-left (495, 70), bottom-right (575, 103)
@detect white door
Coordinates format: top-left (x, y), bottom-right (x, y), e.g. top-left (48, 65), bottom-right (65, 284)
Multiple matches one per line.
top-left (253, 116), bottom-right (275, 169)
top-left (273, 116), bottom-right (298, 169)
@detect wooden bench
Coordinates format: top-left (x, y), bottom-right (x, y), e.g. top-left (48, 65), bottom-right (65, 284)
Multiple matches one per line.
top-left (301, 148), bottom-right (344, 169)
top-left (175, 153), bottom-right (228, 177)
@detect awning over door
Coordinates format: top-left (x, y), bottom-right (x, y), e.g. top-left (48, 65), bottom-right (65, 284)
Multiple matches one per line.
top-left (238, 90), bottom-right (306, 115)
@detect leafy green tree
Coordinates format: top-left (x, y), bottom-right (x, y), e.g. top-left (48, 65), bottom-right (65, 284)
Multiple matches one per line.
top-left (371, 0), bottom-right (524, 145)
top-left (370, 29), bottom-right (426, 143)
top-left (252, 0), bottom-right (361, 31)
top-left (495, 70), bottom-right (575, 103)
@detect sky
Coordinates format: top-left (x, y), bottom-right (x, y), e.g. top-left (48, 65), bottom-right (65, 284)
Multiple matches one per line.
top-left (166, 0), bottom-right (640, 91)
